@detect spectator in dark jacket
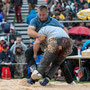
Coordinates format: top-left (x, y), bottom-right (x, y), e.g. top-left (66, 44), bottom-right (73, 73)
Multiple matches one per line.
top-left (12, 0), bottom-right (23, 23)
top-left (0, 44), bottom-right (15, 78)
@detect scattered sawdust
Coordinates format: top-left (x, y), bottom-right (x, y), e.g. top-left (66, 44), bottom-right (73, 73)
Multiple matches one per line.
top-left (0, 78), bottom-right (90, 90)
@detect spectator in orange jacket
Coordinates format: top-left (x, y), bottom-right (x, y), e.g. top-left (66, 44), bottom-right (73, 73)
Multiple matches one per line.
top-left (0, 37), bottom-right (7, 52)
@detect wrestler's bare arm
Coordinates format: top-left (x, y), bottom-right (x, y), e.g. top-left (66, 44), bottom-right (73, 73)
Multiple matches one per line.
top-left (33, 35), bottom-right (46, 60)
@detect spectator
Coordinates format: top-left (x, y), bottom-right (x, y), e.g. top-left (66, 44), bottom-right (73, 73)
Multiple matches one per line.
top-left (73, 6), bottom-right (80, 19)
top-left (57, 2), bottom-right (63, 12)
top-left (27, 0), bottom-right (38, 13)
top-left (10, 36), bottom-right (27, 54)
top-left (54, 13), bottom-right (61, 21)
top-left (64, 13), bottom-right (75, 29)
top-left (52, 8), bottom-right (65, 20)
top-left (50, 1), bottom-right (57, 15)
top-left (81, 40), bottom-right (90, 81)
top-left (10, 0), bottom-right (15, 13)
top-left (0, 44), bottom-right (15, 78)
top-left (74, 37), bottom-right (83, 48)
top-left (9, 25), bottom-right (21, 48)
top-left (83, 3), bottom-right (89, 9)
top-left (78, 0), bottom-right (86, 9)
top-left (26, 9), bottom-right (37, 25)
top-left (1, 22), bottom-right (10, 34)
top-left (0, 0), bottom-right (3, 12)
top-left (0, 13), bottom-right (3, 22)
top-left (70, 2), bottom-right (75, 11)
top-left (0, 1), bottom-right (5, 21)
top-left (12, 0), bottom-right (23, 23)
top-left (63, 5), bottom-right (72, 19)
top-left (47, 0), bottom-right (54, 11)
top-left (0, 0), bottom-right (3, 22)
top-left (0, 37), bottom-right (7, 52)
top-left (5, 0), bottom-right (10, 16)
top-left (14, 44), bottom-right (27, 78)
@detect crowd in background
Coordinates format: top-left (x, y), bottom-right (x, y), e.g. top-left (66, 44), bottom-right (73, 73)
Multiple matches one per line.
top-left (48, 0), bottom-right (89, 19)
top-left (0, 0), bottom-right (90, 82)
top-left (0, 0), bottom-right (23, 23)
top-left (47, 0), bottom-right (89, 29)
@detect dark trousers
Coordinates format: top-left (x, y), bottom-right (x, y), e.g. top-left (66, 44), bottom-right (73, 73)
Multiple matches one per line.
top-left (60, 61), bottom-right (73, 83)
top-left (14, 6), bottom-right (22, 23)
top-left (25, 46), bottom-right (43, 67)
top-left (25, 46), bottom-right (73, 83)
top-left (37, 50), bottom-right (73, 84)
top-left (37, 37), bottom-right (73, 83)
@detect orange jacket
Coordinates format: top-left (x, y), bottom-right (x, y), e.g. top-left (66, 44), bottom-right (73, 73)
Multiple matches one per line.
top-left (0, 44), bottom-right (9, 52)
top-left (0, 44), bottom-right (3, 52)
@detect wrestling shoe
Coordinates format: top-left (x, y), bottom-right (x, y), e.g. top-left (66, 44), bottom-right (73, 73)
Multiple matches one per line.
top-left (27, 78), bottom-right (35, 84)
top-left (31, 70), bottom-right (42, 80)
top-left (40, 77), bottom-right (50, 86)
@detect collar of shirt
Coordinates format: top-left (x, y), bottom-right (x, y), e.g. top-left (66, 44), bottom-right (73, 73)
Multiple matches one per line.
top-left (36, 15), bottom-right (52, 25)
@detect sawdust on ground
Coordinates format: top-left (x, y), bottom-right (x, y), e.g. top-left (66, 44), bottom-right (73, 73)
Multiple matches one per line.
top-left (0, 78), bottom-right (90, 90)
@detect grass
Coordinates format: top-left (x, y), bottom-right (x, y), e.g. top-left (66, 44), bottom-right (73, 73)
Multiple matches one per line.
top-left (50, 79), bottom-right (90, 84)
top-left (76, 81), bottom-right (90, 84)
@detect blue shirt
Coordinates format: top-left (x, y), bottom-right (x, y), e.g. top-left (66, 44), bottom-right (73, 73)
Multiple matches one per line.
top-left (29, 16), bottom-right (64, 32)
top-left (0, 50), bottom-right (14, 63)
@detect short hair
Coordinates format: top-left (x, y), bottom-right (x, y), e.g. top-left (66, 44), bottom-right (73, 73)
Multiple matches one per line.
top-left (37, 5), bottom-right (48, 12)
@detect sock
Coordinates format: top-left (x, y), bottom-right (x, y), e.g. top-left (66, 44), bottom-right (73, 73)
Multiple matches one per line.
top-left (46, 77), bottom-right (50, 81)
top-left (71, 81), bottom-right (76, 85)
top-left (30, 64), bottom-right (37, 72)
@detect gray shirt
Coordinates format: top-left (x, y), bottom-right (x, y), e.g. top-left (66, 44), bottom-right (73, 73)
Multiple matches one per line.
top-left (39, 26), bottom-right (69, 42)
top-left (38, 26), bottom-right (69, 51)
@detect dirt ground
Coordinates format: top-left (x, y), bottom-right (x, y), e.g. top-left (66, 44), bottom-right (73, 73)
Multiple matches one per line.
top-left (0, 78), bottom-right (90, 90)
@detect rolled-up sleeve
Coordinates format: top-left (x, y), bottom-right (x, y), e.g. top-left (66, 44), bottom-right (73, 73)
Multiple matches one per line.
top-left (29, 18), bottom-right (37, 28)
